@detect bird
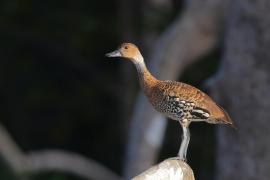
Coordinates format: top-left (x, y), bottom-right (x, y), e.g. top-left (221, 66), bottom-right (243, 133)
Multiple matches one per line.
top-left (106, 43), bottom-right (234, 161)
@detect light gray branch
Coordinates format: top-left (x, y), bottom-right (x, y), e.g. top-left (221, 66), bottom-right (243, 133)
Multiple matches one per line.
top-left (0, 123), bottom-right (29, 174)
top-left (28, 150), bottom-right (120, 180)
top-left (124, 0), bottom-right (225, 178)
top-left (0, 123), bottom-right (121, 180)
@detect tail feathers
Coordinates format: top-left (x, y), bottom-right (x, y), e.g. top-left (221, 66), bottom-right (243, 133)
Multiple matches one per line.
top-left (217, 116), bottom-right (237, 129)
top-left (218, 105), bottom-right (237, 129)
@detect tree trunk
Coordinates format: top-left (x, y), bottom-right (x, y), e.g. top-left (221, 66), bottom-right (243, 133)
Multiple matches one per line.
top-left (212, 0), bottom-right (270, 179)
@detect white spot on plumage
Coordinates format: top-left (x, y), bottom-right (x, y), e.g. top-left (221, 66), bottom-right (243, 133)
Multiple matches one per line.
top-left (203, 113), bottom-right (210, 117)
top-left (194, 109), bottom-right (204, 114)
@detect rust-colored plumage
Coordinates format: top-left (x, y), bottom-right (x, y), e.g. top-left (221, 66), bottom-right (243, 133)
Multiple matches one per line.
top-left (152, 81), bottom-right (233, 125)
top-left (106, 43), bottom-right (234, 161)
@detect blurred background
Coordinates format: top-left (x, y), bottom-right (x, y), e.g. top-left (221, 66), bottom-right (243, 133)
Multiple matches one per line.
top-left (0, 0), bottom-right (269, 180)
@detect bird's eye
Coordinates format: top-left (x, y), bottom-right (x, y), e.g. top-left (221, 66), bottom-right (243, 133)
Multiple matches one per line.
top-left (124, 46), bottom-right (128, 49)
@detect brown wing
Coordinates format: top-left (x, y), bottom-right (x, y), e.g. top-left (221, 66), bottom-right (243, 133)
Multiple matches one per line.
top-left (158, 81), bottom-right (233, 125)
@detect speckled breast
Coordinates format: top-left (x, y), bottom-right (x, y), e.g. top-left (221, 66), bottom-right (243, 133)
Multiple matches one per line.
top-left (144, 81), bottom-right (211, 121)
top-left (158, 95), bottom-right (195, 120)
top-left (148, 91), bottom-right (194, 121)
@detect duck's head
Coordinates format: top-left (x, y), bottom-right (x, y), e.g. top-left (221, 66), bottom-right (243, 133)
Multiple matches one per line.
top-left (106, 43), bottom-right (143, 62)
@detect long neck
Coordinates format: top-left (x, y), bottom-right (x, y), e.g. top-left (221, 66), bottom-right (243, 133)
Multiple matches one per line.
top-left (132, 55), bottom-right (157, 93)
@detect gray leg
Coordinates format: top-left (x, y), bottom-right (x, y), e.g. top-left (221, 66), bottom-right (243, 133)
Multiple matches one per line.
top-left (190, 119), bottom-right (206, 122)
top-left (178, 119), bottom-right (190, 162)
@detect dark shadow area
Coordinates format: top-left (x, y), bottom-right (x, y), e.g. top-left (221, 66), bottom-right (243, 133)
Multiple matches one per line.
top-left (0, 0), bottom-right (226, 179)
